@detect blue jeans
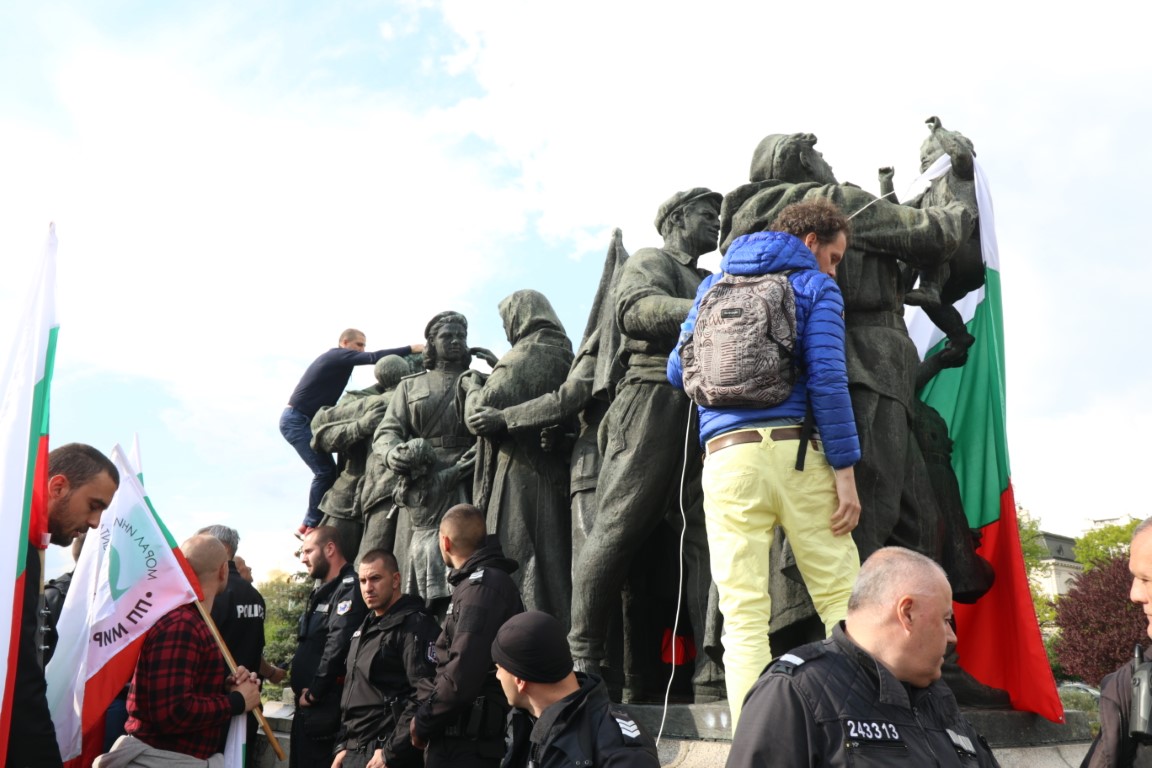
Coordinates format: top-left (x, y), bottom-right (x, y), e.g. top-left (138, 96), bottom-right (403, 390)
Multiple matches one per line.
top-left (280, 406), bottom-right (337, 527)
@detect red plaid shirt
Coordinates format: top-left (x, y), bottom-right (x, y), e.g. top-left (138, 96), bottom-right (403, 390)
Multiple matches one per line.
top-left (125, 602), bottom-right (242, 759)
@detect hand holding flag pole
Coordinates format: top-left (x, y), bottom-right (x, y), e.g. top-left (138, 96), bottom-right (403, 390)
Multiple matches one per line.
top-left (194, 602), bottom-right (287, 762)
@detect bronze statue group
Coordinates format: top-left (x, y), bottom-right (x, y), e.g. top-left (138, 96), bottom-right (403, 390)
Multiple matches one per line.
top-left (261, 119), bottom-right (1009, 766)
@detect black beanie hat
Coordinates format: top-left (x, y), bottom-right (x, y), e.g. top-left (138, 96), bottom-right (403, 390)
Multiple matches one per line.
top-left (490, 611), bottom-right (573, 684)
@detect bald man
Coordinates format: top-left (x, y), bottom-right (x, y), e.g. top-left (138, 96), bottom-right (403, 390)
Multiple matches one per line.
top-left (727, 547), bottom-right (999, 767)
top-left (411, 504), bottom-right (524, 768)
top-left (96, 535), bottom-right (261, 767)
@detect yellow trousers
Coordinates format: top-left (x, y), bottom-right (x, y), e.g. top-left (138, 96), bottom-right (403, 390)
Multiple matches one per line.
top-left (702, 428), bottom-right (860, 730)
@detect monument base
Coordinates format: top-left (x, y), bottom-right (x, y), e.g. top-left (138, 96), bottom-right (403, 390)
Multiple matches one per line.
top-left (251, 699), bottom-right (1093, 767)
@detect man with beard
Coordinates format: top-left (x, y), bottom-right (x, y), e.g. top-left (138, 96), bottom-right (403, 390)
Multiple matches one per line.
top-left (332, 549), bottom-right (440, 768)
top-left (290, 525), bottom-right (367, 767)
top-left (8, 443), bottom-right (119, 768)
top-left (411, 503), bottom-right (523, 768)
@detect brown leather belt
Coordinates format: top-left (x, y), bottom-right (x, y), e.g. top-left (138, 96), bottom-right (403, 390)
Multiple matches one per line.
top-left (705, 427), bottom-right (821, 457)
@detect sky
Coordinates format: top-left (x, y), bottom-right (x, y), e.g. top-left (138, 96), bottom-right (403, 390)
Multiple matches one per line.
top-left (2, 0), bottom-right (1149, 582)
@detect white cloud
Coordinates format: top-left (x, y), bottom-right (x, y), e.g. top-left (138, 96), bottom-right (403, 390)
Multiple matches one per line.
top-left (12, 0), bottom-right (1152, 581)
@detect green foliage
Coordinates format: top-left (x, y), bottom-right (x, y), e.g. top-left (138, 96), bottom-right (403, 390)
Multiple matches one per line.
top-left (1018, 507), bottom-right (1056, 625)
top-left (259, 570), bottom-right (311, 702)
top-left (1076, 519), bottom-right (1141, 571)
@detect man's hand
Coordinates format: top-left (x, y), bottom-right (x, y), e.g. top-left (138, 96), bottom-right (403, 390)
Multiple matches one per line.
top-left (410, 717), bottom-right (426, 749)
top-left (331, 749), bottom-right (347, 768)
top-left (410, 342), bottom-right (426, 354)
top-left (466, 406), bottom-right (506, 436)
top-left (830, 466), bottom-right (861, 536)
top-left (259, 658), bottom-right (287, 685)
top-left (229, 676), bottom-right (261, 713)
top-left (228, 666), bottom-right (260, 686)
top-left (298, 688), bottom-right (314, 708)
top-left (367, 748), bottom-right (386, 768)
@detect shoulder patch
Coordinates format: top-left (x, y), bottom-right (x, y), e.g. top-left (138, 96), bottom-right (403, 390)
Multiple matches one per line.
top-left (768, 650), bottom-right (815, 677)
top-left (336, 599), bottom-right (352, 615)
top-left (469, 568), bottom-right (485, 582)
top-left (610, 709), bottom-right (642, 741)
top-left (946, 728), bottom-right (976, 756)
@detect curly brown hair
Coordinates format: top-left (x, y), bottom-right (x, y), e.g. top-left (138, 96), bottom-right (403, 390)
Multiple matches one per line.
top-left (770, 199), bottom-right (850, 245)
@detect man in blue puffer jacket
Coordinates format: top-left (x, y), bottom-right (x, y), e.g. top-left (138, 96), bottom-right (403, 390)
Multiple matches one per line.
top-left (668, 199), bottom-right (861, 728)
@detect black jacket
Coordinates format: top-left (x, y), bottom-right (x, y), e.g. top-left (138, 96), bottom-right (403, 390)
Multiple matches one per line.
top-left (291, 561), bottom-right (367, 703)
top-left (728, 623), bottom-right (1000, 767)
top-left (211, 562), bottom-right (266, 672)
top-left (1082, 646), bottom-right (1152, 767)
top-left (42, 569), bottom-right (74, 665)
top-left (413, 540), bottom-right (523, 746)
top-left (501, 674), bottom-right (659, 768)
top-left (338, 593), bottom-right (441, 767)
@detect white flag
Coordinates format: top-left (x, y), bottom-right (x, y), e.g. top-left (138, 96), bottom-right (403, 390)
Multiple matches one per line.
top-left (46, 444), bottom-right (200, 762)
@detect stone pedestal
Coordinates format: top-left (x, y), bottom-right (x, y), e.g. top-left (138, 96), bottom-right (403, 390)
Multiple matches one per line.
top-left (251, 700), bottom-right (1094, 767)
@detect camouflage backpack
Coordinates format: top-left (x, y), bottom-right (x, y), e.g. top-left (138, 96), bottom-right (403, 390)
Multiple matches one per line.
top-left (681, 271), bottom-right (798, 408)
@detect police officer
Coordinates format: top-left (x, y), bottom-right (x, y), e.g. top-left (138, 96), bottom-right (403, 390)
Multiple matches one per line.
top-left (728, 547), bottom-right (1000, 767)
top-left (333, 549), bottom-right (440, 768)
top-left (411, 504), bottom-right (524, 768)
top-left (493, 611), bottom-right (659, 768)
top-left (290, 525), bottom-right (367, 768)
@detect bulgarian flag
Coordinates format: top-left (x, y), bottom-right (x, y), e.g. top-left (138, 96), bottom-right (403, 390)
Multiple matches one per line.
top-left (46, 444), bottom-right (202, 766)
top-left (907, 160), bottom-right (1063, 722)
top-left (0, 224), bottom-right (59, 759)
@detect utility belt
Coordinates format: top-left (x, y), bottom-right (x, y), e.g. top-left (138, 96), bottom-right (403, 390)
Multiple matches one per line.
top-left (443, 694), bottom-right (503, 740)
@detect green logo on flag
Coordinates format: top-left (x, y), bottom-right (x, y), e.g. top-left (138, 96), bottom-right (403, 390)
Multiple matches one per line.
top-left (109, 503), bottom-right (159, 600)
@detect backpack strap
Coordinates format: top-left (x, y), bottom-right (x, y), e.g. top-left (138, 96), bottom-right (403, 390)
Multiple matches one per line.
top-left (795, 401), bottom-right (814, 471)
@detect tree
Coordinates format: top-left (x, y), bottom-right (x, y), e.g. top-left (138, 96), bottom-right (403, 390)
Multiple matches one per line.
top-left (258, 569), bottom-right (312, 700)
top-left (1054, 555), bottom-right (1146, 685)
top-left (1076, 519), bottom-right (1141, 571)
top-left (1018, 506), bottom-right (1055, 625)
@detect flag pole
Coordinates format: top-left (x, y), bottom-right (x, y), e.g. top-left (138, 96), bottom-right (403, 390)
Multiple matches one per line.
top-left (194, 602), bottom-right (287, 762)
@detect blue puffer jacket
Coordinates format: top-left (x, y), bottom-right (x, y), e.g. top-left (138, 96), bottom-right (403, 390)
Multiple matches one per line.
top-left (667, 231), bottom-right (860, 469)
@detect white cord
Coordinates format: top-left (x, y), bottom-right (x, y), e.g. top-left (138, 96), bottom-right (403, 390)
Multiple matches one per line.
top-left (655, 397), bottom-right (696, 747)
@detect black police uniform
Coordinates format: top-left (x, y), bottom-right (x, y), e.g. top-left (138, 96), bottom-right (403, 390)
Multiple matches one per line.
top-left (211, 560), bottom-right (267, 766)
top-left (211, 561), bottom-right (266, 670)
top-left (414, 541), bottom-right (524, 768)
top-left (501, 673), bottom-right (659, 768)
top-left (289, 561), bottom-right (367, 768)
top-left (1082, 646), bottom-right (1152, 767)
top-left (337, 593), bottom-right (441, 768)
top-left (42, 569), bottom-right (73, 665)
top-left (727, 623), bottom-right (1000, 768)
